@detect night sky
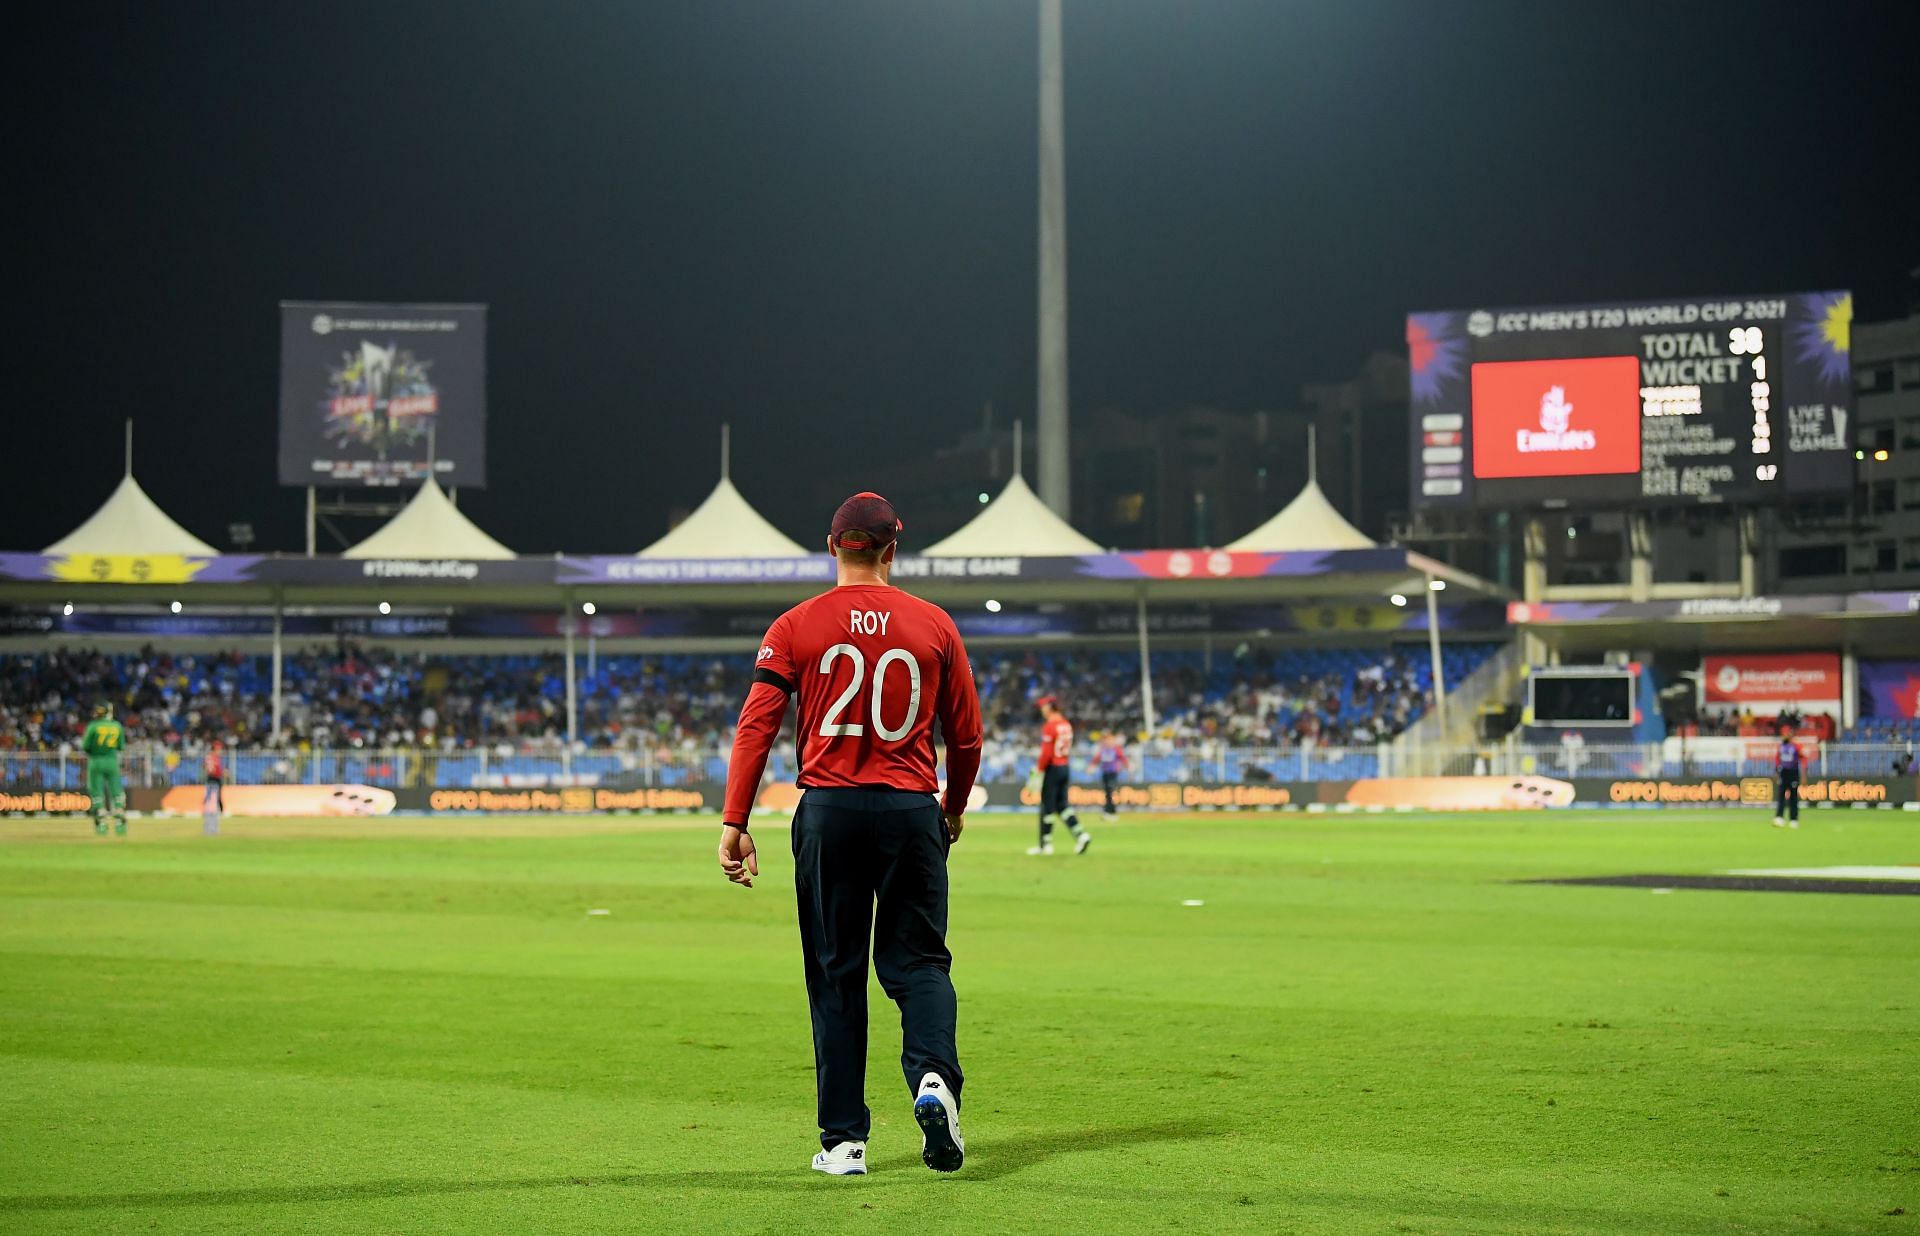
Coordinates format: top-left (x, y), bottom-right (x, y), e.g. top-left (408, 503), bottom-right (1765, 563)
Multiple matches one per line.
top-left (14, 0), bottom-right (1917, 554)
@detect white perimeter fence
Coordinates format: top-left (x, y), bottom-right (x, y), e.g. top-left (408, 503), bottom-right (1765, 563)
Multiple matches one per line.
top-left (3, 741), bottom-right (1913, 791)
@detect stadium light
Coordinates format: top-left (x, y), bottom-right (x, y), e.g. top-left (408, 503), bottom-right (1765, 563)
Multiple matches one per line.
top-left (62, 602), bottom-right (74, 616)
top-left (581, 601), bottom-right (597, 616)
top-left (1389, 594), bottom-right (1407, 607)
top-left (169, 600), bottom-right (182, 613)
top-left (978, 492), bottom-right (990, 504)
top-left (1855, 450), bottom-right (1866, 460)
top-left (1874, 449), bottom-right (1890, 462)
top-left (1429, 579), bottom-right (1446, 591)
top-left (377, 602), bottom-right (392, 615)
top-left (984, 599), bottom-right (1002, 612)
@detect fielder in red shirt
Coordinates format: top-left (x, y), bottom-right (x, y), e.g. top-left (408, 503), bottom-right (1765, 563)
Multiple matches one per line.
top-left (1026, 695), bottom-right (1091, 855)
top-left (202, 741), bottom-right (226, 836)
top-left (721, 491), bottom-right (981, 1177)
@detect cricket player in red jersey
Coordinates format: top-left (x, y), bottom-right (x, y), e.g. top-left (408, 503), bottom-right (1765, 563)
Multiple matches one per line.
top-left (721, 492), bottom-right (982, 1177)
top-left (1026, 695), bottom-right (1090, 855)
top-left (202, 741), bottom-right (226, 836)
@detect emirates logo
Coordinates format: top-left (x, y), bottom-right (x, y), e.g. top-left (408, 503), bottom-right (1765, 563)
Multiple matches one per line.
top-left (1540, 386), bottom-right (1572, 434)
top-left (1516, 386), bottom-right (1597, 453)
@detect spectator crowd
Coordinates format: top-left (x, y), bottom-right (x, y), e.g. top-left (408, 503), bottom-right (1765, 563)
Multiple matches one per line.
top-left (0, 642), bottom-right (1495, 763)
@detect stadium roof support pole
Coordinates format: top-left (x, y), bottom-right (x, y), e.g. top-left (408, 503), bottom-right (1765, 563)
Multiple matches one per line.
top-left (563, 609), bottom-right (578, 751)
top-left (270, 592), bottom-right (284, 743)
top-left (1036, 0), bottom-right (1070, 517)
top-left (1738, 510), bottom-right (1759, 596)
top-left (1425, 574), bottom-right (1449, 738)
top-left (1136, 588), bottom-right (1157, 737)
top-left (305, 486), bottom-right (316, 558)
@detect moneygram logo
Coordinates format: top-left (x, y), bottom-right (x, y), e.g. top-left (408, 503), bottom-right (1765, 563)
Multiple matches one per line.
top-left (1517, 386), bottom-right (1596, 453)
top-left (1703, 654), bottom-right (1841, 702)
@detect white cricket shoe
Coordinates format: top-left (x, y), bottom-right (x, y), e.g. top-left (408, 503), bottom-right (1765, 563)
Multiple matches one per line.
top-left (1772, 817), bottom-right (1784, 827)
top-left (914, 1073), bottom-right (964, 1172)
top-left (1026, 844), bottom-right (1054, 856)
top-left (810, 1141), bottom-right (867, 1176)
top-left (1074, 830), bottom-right (1093, 855)
top-left (1788, 819), bottom-right (1799, 829)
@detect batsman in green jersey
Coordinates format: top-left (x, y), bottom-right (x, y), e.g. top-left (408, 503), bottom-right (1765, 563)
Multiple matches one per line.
top-left (81, 703), bottom-right (128, 837)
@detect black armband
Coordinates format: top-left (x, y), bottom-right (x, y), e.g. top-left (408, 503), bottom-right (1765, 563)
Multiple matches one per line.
top-left (753, 667), bottom-right (796, 695)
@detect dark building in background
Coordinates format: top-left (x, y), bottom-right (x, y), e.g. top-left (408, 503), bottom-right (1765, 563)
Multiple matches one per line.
top-left (1065, 357), bottom-right (1414, 551)
top-left (852, 383), bottom-right (1401, 553)
top-left (1070, 406), bottom-right (1300, 549)
top-left (1300, 351), bottom-right (1410, 545)
top-left (1772, 302), bottom-right (1920, 589)
top-left (830, 407), bottom-right (1031, 549)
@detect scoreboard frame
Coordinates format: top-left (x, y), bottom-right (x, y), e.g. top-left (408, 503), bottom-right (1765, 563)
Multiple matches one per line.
top-left (1408, 292), bottom-right (1852, 512)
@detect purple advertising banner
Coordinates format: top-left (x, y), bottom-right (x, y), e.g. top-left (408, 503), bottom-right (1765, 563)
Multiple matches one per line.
top-left (1509, 594), bottom-right (1860, 624)
top-left (553, 549), bottom-right (1410, 586)
top-left (0, 552), bottom-right (263, 586)
top-left (3, 601), bottom-right (1509, 641)
top-left (1847, 591), bottom-right (1920, 615)
top-left (1859, 661), bottom-right (1920, 720)
top-left (2, 548), bottom-right (1421, 589)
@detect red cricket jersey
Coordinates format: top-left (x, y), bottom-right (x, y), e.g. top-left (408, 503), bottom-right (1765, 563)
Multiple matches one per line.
top-left (723, 583), bottom-right (982, 827)
top-left (1037, 715), bottom-right (1073, 769)
top-left (204, 751), bottom-right (224, 780)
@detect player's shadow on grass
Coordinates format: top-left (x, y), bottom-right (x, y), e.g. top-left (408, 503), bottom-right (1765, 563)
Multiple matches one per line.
top-left (2, 1119), bottom-right (1217, 1210)
top-left (0, 1121), bottom-right (1217, 1211)
top-left (962, 1115), bottom-right (1218, 1181)
top-left (0, 1172), bottom-right (729, 1213)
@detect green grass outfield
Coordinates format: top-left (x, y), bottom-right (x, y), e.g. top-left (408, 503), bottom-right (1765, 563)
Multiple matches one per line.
top-left (1, 810), bottom-right (1915, 1234)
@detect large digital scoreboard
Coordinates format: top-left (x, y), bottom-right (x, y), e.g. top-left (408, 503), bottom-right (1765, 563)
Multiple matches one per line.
top-left (1408, 292), bottom-right (1853, 510)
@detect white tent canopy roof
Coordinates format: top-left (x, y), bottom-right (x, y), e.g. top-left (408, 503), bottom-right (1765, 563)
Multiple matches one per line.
top-left (921, 473), bottom-right (1104, 557)
top-left (1225, 476), bottom-right (1377, 552)
top-left (43, 474), bottom-right (218, 557)
top-left (343, 478), bottom-right (516, 560)
top-left (638, 476), bottom-right (810, 559)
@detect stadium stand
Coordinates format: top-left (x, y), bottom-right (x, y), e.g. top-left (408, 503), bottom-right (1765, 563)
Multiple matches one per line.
top-left (0, 643), bottom-right (1501, 789)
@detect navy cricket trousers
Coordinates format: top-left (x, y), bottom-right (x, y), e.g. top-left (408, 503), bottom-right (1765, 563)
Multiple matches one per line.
top-left (790, 788), bottom-right (963, 1149)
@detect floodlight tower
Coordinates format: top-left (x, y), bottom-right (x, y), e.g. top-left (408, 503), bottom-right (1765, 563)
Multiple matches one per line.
top-left (1036, 0), bottom-right (1070, 517)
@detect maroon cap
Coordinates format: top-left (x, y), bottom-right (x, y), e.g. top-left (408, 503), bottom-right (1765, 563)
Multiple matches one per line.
top-left (830, 492), bottom-right (902, 550)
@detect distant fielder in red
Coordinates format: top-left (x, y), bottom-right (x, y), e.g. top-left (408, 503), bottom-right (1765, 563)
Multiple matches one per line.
top-left (1026, 695), bottom-right (1091, 856)
top-left (721, 491), bottom-right (982, 1177)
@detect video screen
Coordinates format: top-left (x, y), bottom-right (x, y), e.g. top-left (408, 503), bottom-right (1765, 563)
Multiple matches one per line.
top-left (1470, 357), bottom-right (1641, 480)
top-left (1530, 672), bottom-right (1634, 726)
top-left (1408, 293), bottom-right (1854, 510)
